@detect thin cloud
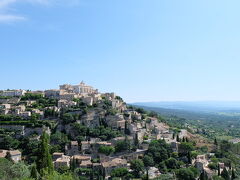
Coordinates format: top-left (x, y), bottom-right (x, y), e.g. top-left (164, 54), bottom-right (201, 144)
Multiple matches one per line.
top-left (0, 0), bottom-right (17, 8)
top-left (0, 0), bottom-right (23, 23)
top-left (0, 14), bottom-right (26, 23)
top-left (0, 0), bottom-right (80, 23)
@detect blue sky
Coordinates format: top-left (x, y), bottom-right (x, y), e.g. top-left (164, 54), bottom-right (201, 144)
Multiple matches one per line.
top-left (0, 0), bottom-right (240, 103)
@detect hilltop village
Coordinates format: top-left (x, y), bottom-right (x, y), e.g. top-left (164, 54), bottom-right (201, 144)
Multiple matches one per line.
top-left (0, 82), bottom-right (237, 180)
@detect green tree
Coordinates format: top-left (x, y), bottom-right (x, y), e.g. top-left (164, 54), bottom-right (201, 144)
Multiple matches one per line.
top-left (231, 168), bottom-right (236, 180)
top-left (36, 131), bottom-right (53, 176)
top-left (43, 171), bottom-right (75, 180)
top-left (98, 145), bottom-right (115, 155)
top-left (74, 168), bottom-right (92, 177)
top-left (146, 139), bottom-right (172, 165)
top-left (130, 159), bottom-right (144, 178)
top-left (124, 121), bottom-right (130, 135)
top-left (30, 163), bottom-right (39, 179)
top-left (214, 138), bottom-right (218, 146)
top-left (0, 135), bottom-right (20, 149)
top-left (218, 164), bottom-right (221, 176)
top-left (176, 168), bottom-right (196, 180)
top-left (208, 163), bottom-right (218, 170)
top-left (178, 142), bottom-right (194, 156)
top-left (143, 155), bottom-right (154, 167)
top-left (221, 167), bottom-right (230, 180)
top-left (172, 133), bottom-right (175, 140)
top-left (158, 162), bottom-right (167, 174)
top-left (212, 175), bottom-right (225, 180)
top-left (165, 158), bottom-right (179, 169)
top-left (182, 137), bottom-right (185, 142)
top-left (152, 174), bottom-right (175, 180)
top-left (115, 140), bottom-right (130, 153)
top-left (50, 131), bottom-right (69, 152)
top-left (10, 162), bottom-right (31, 179)
top-left (111, 168), bottom-right (128, 178)
top-left (134, 133), bottom-right (139, 147)
top-left (0, 158), bottom-right (13, 180)
top-left (70, 157), bottom-right (76, 171)
top-left (62, 113), bottom-right (74, 124)
top-left (199, 171), bottom-right (208, 180)
top-left (177, 135), bottom-right (180, 142)
top-left (187, 151), bottom-right (192, 164)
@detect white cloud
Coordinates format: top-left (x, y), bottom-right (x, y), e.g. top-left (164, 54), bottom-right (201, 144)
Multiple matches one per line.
top-left (0, 0), bottom-right (23, 23)
top-left (0, 14), bottom-right (26, 23)
top-left (0, 0), bottom-right (17, 8)
top-left (0, 0), bottom-right (80, 23)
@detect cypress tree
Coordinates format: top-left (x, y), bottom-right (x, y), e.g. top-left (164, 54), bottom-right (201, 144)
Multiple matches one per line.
top-left (199, 171), bottom-right (205, 180)
top-left (124, 136), bottom-right (131, 151)
top-left (177, 134), bottom-right (180, 142)
top-left (214, 138), bottom-right (218, 146)
top-left (218, 164), bottom-right (221, 176)
top-left (231, 169), bottom-right (236, 180)
top-left (31, 163), bottom-right (39, 179)
top-left (182, 137), bottom-right (185, 142)
top-left (221, 167), bottom-right (230, 180)
top-left (90, 167), bottom-right (94, 180)
top-left (124, 120), bottom-right (129, 135)
top-left (172, 133), bottom-right (175, 140)
top-left (134, 133), bottom-right (139, 147)
top-left (71, 157), bottom-right (76, 171)
top-left (187, 151), bottom-right (192, 164)
top-left (36, 131), bottom-right (53, 176)
top-left (199, 171), bottom-right (208, 180)
top-left (146, 168), bottom-right (149, 180)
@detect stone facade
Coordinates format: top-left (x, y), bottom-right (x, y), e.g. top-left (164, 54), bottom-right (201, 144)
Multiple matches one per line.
top-left (0, 90), bottom-right (26, 97)
top-left (101, 158), bottom-right (128, 177)
top-left (65, 141), bottom-right (80, 156)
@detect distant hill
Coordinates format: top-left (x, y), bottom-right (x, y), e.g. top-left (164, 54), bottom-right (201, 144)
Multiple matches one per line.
top-left (132, 101), bottom-right (240, 112)
top-left (131, 102), bottom-right (240, 140)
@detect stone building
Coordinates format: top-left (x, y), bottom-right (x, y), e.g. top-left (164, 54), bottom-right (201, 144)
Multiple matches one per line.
top-left (73, 81), bottom-right (96, 94)
top-left (58, 99), bottom-right (77, 108)
top-left (44, 89), bottom-right (60, 99)
top-left (0, 104), bottom-right (11, 114)
top-left (59, 91), bottom-right (77, 101)
top-left (59, 84), bottom-right (74, 92)
top-left (101, 158), bottom-right (128, 177)
top-left (53, 152), bottom-right (64, 161)
top-left (65, 141), bottom-right (80, 156)
top-left (0, 90), bottom-right (26, 97)
top-left (32, 109), bottom-right (44, 116)
top-left (106, 114), bottom-right (125, 129)
top-left (53, 154), bottom-right (71, 169)
top-left (60, 82), bottom-right (97, 95)
top-left (195, 155), bottom-right (208, 172)
top-left (82, 96), bottom-right (93, 106)
top-left (73, 155), bottom-right (92, 167)
top-left (81, 141), bottom-right (91, 153)
top-left (0, 149), bottom-right (22, 162)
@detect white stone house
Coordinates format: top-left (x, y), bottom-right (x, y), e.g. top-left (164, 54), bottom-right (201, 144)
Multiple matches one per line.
top-left (0, 90), bottom-right (26, 97)
top-left (0, 149), bottom-right (22, 163)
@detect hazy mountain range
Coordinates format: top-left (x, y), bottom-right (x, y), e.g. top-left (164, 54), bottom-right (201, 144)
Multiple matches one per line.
top-left (132, 101), bottom-right (240, 113)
